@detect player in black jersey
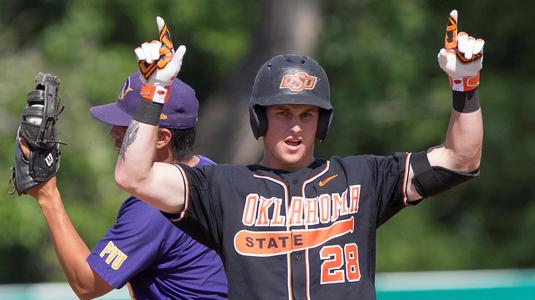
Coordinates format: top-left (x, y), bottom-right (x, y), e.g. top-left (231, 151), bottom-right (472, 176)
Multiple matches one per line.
top-left (116, 11), bottom-right (484, 299)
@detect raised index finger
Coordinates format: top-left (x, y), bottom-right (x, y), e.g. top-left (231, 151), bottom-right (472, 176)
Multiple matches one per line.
top-left (156, 16), bottom-right (174, 51)
top-left (444, 10), bottom-right (458, 50)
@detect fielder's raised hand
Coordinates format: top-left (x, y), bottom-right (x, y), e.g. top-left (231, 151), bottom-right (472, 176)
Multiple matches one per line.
top-left (438, 10), bottom-right (485, 92)
top-left (10, 73), bottom-right (63, 195)
top-left (134, 16), bottom-right (186, 104)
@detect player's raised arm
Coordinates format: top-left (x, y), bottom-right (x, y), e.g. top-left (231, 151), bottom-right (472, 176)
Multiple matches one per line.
top-left (406, 10), bottom-right (484, 202)
top-left (115, 16), bottom-right (188, 214)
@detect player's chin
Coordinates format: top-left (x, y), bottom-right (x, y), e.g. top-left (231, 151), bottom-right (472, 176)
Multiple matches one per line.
top-left (278, 151), bottom-right (308, 167)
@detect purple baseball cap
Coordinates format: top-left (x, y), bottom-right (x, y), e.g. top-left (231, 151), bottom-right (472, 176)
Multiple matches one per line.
top-left (90, 72), bottom-right (199, 129)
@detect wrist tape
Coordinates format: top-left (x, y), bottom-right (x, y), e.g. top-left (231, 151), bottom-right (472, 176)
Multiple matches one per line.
top-left (449, 73), bottom-right (480, 92)
top-left (140, 85), bottom-right (170, 104)
top-left (452, 89), bottom-right (480, 113)
top-left (134, 100), bottom-right (163, 126)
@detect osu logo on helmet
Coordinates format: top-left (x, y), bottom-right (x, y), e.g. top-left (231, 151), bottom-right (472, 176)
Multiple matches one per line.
top-left (280, 72), bottom-right (318, 92)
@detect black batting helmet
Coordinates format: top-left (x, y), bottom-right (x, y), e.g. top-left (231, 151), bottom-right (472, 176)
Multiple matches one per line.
top-left (249, 54), bottom-right (333, 142)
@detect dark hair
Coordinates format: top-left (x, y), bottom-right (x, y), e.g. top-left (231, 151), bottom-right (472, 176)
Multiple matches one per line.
top-left (168, 127), bottom-right (196, 161)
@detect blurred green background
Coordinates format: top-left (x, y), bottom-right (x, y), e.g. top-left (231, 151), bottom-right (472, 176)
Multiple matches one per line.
top-left (0, 0), bottom-right (533, 285)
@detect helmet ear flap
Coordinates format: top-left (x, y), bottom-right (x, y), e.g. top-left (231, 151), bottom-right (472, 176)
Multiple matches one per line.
top-left (249, 104), bottom-right (268, 139)
top-left (316, 109), bottom-right (333, 142)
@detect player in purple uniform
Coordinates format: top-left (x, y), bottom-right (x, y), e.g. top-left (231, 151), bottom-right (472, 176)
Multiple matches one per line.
top-left (24, 72), bottom-right (227, 299)
top-left (116, 13), bottom-right (484, 299)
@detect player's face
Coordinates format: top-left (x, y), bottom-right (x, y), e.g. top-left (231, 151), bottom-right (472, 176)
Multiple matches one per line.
top-left (262, 104), bottom-right (319, 171)
top-left (109, 125), bottom-right (127, 150)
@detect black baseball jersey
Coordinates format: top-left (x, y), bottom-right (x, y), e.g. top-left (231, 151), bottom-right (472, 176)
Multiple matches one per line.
top-left (169, 152), bottom-right (413, 299)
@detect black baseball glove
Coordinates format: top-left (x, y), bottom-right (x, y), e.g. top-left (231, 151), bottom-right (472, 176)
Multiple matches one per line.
top-left (9, 72), bottom-right (64, 195)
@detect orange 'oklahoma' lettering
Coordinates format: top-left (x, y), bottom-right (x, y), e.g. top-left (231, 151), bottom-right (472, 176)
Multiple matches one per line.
top-left (348, 185), bottom-right (360, 213)
top-left (242, 194), bottom-right (259, 226)
top-left (241, 185), bottom-right (361, 227)
top-left (304, 197), bottom-right (319, 225)
top-left (332, 190), bottom-right (349, 221)
top-left (318, 194), bottom-right (331, 224)
top-left (255, 197), bottom-right (275, 226)
top-left (271, 198), bottom-right (285, 226)
top-left (287, 196), bottom-right (304, 226)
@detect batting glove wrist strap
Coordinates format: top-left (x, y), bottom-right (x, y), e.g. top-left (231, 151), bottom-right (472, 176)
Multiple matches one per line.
top-left (140, 84), bottom-right (170, 104)
top-left (448, 73), bottom-right (480, 92)
top-left (452, 89), bottom-right (480, 113)
top-left (133, 99), bottom-right (163, 126)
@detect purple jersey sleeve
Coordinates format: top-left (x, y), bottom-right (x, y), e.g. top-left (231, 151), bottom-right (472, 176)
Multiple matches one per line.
top-left (87, 197), bottom-right (171, 288)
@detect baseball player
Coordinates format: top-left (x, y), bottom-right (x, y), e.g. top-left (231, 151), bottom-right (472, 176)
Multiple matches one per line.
top-left (116, 11), bottom-right (484, 299)
top-left (22, 73), bottom-right (228, 299)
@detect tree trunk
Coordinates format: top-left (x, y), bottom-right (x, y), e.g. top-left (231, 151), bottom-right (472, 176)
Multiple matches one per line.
top-left (196, 0), bottom-right (322, 164)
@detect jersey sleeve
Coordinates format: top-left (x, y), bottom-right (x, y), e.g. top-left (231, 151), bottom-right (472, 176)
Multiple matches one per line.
top-left (87, 198), bottom-right (174, 288)
top-left (166, 164), bottom-right (224, 253)
top-left (366, 152), bottom-right (412, 226)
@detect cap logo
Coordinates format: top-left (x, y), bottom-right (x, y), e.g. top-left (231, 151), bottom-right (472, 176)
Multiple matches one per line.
top-left (118, 77), bottom-right (133, 101)
top-left (280, 71), bottom-right (318, 92)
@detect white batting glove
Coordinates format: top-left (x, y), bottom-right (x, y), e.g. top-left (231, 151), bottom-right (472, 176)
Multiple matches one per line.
top-left (437, 10), bottom-right (485, 92)
top-left (134, 17), bottom-right (186, 103)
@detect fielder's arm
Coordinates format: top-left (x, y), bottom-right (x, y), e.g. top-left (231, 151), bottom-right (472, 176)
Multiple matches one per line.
top-left (115, 16), bottom-right (187, 214)
top-left (406, 10), bottom-right (484, 202)
top-left (22, 145), bottom-right (112, 299)
top-left (114, 121), bottom-right (186, 213)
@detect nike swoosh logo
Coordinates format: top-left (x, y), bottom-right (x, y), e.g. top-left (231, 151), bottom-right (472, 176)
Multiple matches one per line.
top-left (319, 174), bottom-right (338, 187)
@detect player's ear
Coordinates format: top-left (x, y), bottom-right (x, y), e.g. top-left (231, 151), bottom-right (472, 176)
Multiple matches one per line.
top-left (156, 128), bottom-right (172, 149)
